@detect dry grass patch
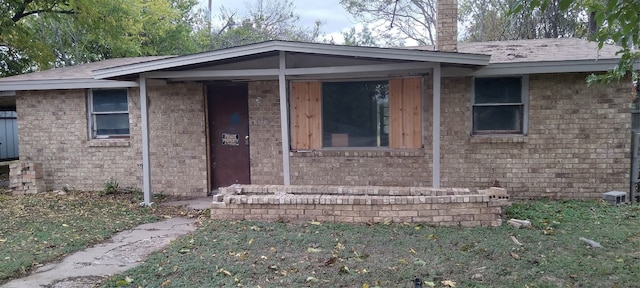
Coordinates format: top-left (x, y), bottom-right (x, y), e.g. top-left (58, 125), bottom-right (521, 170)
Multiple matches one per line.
top-left (101, 200), bottom-right (640, 288)
top-left (0, 190), bottom-right (196, 284)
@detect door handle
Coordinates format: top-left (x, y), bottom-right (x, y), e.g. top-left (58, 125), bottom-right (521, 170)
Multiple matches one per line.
top-left (245, 135), bottom-right (249, 145)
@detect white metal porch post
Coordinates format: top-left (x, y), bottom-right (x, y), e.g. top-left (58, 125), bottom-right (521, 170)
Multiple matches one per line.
top-left (140, 75), bottom-right (152, 205)
top-left (278, 51), bottom-right (291, 185)
top-left (432, 64), bottom-right (441, 188)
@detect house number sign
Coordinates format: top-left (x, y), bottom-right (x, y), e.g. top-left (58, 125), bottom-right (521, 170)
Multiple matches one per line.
top-left (222, 133), bottom-right (240, 146)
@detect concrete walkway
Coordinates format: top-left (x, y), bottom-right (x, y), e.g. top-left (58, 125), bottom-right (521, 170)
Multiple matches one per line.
top-left (2, 217), bottom-right (197, 288)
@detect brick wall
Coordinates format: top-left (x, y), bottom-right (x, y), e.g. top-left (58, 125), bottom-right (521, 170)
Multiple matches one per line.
top-left (440, 73), bottom-right (630, 199)
top-left (15, 82), bottom-right (207, 197)
top-left (272, 73), bottom-right (630, 199)
top-left (248, 81), bottom-right (284, 184)
top-left (211, 184), bottom-right (507, 227)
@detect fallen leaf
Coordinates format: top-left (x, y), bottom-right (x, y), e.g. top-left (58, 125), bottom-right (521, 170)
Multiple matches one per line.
top-left (309, 220), bottom-right (322, 225)
top-left (0, 238), bottom-right (6, 242)
top-left (335, 242), bottom-right (345, 250)
top-left (510, 252), bottom-right (520, 260)
top-left (409, 248), bottom-right (417, 254)
top-left (248, 238), bottom-right (254, 245)
top-left (398, 258), bottom-right (408, 265)
top-left (413, 258), bottom-right (427, 266)
top-left (441, 280), bottom-right (456, 287)
top-left (306, 276), bottom-right (319, 283)
top-left (325, 256), bottom-right (337, 266)
top-left (62, 224), bottom-right (69, 227)
top-left (125, 276), bottom-right (134, 283)
top-left (178, 248), bottom-right (191, 254)
top-left (363, 283), bottom-right (370, 288)
top-left (339, 265), bottom-right (351, 274)
top-left (161, 279), bottom-right (171, 286)
top-left (307, 247), bottom-right (322, 253)
top-left (423, 281), bottom-right (436, 287)
top-left (218, 269), bottom-right (232, 276)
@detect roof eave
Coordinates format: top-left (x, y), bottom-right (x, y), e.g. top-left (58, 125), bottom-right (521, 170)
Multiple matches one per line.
top-left (92, 41), bottom-right (490, 79)
top-left (0, 79), bottom-right (139, 91)
top-left (473, 59), bottom-right (630, 76)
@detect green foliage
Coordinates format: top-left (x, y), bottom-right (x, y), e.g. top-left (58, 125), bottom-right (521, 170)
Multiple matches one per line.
top-left (1, 0), bottom-right (206, 77)
top-left (513, 0), bottom-right (640, 83)
top-left (101, 200), bottom-right (640, 287)
top-left (460, 0), bottom-right (590, 42)
top-left (99, 177), bottom-right (120, 195)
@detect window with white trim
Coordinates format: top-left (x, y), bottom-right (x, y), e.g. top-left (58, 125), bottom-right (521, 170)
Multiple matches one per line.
top-left (472, 76), bottom-right (527, 135)
top-left (88, 89), bottom-right (130, 138)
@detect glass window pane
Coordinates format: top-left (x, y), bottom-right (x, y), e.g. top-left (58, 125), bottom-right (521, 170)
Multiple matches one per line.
top-left (93, 89), bottom-right (128, 112)
top-left (95, 114), bottom-right (130, 135)
top-left (322, 81), bottom-right (389, 147)
top-left (473, 105), bottom-right (521, 132)
top-left (475, 77), bottom-right (522, 104)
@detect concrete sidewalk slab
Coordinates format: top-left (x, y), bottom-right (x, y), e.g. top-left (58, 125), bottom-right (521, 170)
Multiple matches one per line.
top-left (2, 217), bottom-right (196, 288)
top-left (162, 197), bottom-right (212, 210)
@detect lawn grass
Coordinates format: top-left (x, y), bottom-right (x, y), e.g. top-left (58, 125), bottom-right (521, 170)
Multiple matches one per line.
top-left (101, 200), bottom-right (640, 288)
top-left (0, 190), bottom-right (190, 284)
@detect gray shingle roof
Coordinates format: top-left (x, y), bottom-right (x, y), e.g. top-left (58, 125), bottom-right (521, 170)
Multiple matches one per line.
top-left (0, 38), bottom-right (626, 83)
top-left (0, 56), bottom-right (171, 82)
top-left (458, 38), bottom-right (623, 63)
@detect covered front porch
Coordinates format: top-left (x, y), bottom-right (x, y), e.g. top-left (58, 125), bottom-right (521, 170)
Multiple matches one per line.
top-left (92, 41), bottom-right (490, 204)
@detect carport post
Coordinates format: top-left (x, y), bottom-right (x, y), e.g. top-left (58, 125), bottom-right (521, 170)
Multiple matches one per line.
top-left (278, 51), bottom-right (291, 185)
top-left (139, 75), bottom-right (152, 205)
top-left (432, 64), bottom-right (441, 188)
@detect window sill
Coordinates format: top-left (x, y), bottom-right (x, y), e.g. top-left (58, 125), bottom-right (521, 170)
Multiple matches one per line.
top-left (88, 139), bottom-right (131, 147)
top-left (470, 135), bottom-right (528, 144)
top-left (290, 148), bottom-right (425, 157)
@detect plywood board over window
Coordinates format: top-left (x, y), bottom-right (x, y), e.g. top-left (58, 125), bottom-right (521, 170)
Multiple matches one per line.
top-left (291, 81), bottom-right (322, 149)
top-left (389, 78), bottom-right (422, 148)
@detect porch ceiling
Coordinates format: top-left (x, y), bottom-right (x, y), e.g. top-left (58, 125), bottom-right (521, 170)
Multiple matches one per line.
top-left (94, 41), bottom-right (490, 80)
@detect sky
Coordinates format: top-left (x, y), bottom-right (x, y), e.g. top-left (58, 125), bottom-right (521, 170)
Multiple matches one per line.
top-left (198, 0), bottom-right (359, 43)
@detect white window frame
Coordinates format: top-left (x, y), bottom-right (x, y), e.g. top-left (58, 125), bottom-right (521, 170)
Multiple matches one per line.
top-left (471, 75), bottom-right (529, 136)
top-left (87, 88), bottom-right (130, 139)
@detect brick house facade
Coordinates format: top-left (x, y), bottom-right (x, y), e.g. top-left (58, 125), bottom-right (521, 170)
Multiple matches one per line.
top-left (0, 40), bottom-right (635, 200)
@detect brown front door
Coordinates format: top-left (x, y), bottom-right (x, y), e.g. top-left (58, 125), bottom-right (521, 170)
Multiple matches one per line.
top-left (207, 84), bottom-right (251, 189)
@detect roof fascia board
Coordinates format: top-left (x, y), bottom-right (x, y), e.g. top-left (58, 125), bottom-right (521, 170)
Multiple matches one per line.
top-left (94, 41), bottom-right (490, 79)
top-left (0, 91), bottom-right (16, 96)
top-left (274, 42), bottom-right (490, 65)
top-left (473, 59), bottom-right (622, 76)
top-left (0, 79), bottom-right (139, 91)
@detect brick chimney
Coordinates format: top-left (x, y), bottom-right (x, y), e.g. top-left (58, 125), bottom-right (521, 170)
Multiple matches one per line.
top-left (436, 0), bottom-right (458, 52)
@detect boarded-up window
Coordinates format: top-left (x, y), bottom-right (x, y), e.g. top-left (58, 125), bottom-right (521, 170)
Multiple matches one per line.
top-left (389, 78), bottom-right (422, 148)
top-left (290, 78), bottom-right (421, 149)
top-left (291, 82), bottom-right (322, 149)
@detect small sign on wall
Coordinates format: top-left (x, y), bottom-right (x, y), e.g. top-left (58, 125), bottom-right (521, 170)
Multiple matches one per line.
top-left (222, 133), bottom-right (240, 146)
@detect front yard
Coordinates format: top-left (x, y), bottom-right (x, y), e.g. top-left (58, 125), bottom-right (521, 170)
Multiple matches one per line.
top-left (2, 188), bottom-right (639, 288)
top-left (0, 190), bottom-right (192, 285)
top-left (100, 200), bottom-right (640, 288)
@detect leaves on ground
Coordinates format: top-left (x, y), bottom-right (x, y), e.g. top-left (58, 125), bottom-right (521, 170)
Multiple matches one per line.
top-left (0, 191), bottom-right (200, 285)
top-left (93, 200), bottom-right (640, 287)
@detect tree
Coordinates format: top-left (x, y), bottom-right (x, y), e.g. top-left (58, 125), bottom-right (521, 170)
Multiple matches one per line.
top-left (460, 0), bottom-right (588, 41)
top-left (514, 0), bottom-right (639, 82)
top-left (1, 0), bottom-right (206, 77)
top-left (340, 0), bottom-right (436, 46)
top-left (207, 0), bottom-right (323, 50)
